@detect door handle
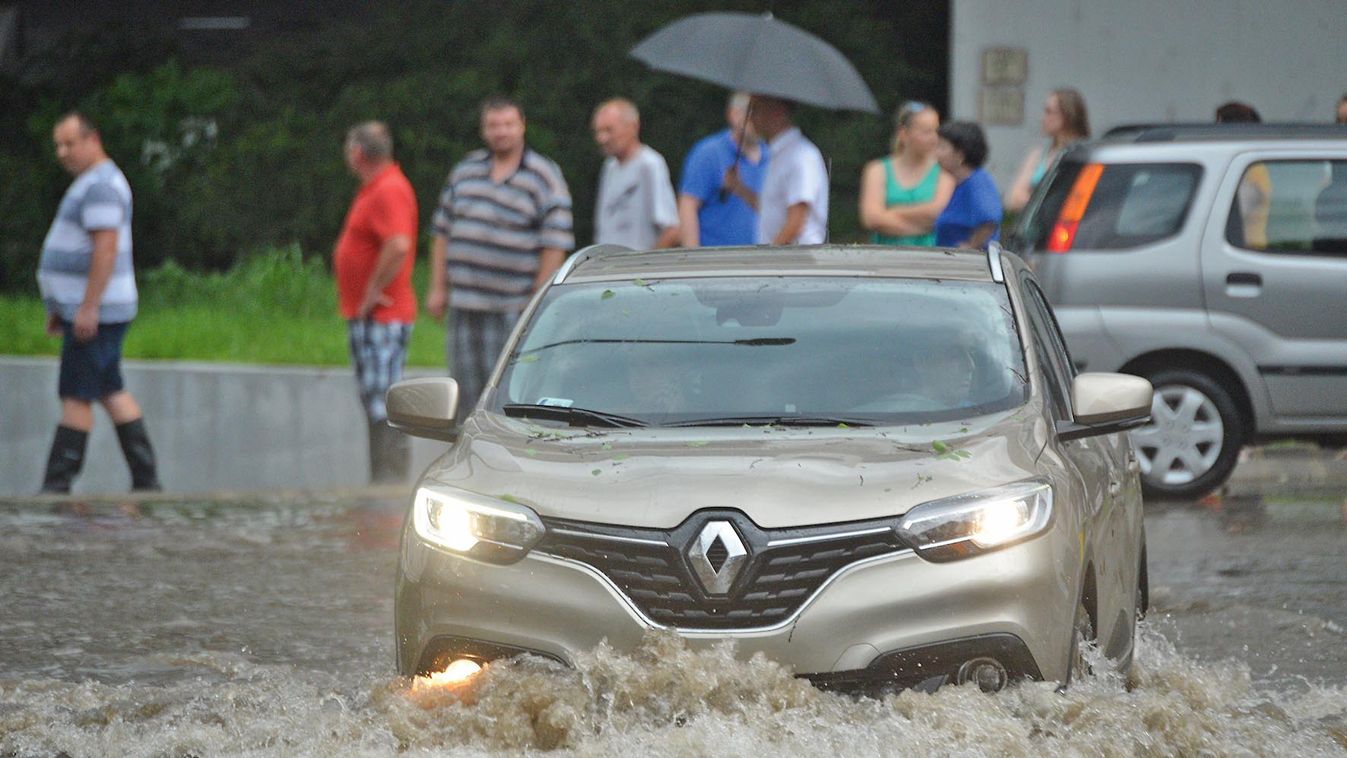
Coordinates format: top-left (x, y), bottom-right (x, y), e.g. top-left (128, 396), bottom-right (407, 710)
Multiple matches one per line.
top-left (1225, 271), bottom-right (1262, 298)
top-left (1127, 458), bottom-right (1140, 474)
top-left (1108, 480), bottom-right (1122, 496)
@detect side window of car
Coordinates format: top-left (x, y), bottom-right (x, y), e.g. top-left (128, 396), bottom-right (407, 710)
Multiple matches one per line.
top-left (1226, 159), bottom-right (1347, 254)
top-left (1019, 278), bottom-right (1074, 419)
top-left (1026, 161), bottom-right (1202, 252)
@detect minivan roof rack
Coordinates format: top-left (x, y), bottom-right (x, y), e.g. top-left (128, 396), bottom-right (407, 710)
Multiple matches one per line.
top-left (552, 244), bottom-right (634, 284)
top-left (1101, 123), bottom-right (1347, 143)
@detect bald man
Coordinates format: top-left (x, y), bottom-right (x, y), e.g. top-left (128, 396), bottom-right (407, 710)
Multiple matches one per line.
top-left (591, 98), bottom-right (679, 250)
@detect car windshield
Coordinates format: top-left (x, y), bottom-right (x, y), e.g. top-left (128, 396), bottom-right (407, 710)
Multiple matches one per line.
top-left (492, 276), bottom-right (1028, 427)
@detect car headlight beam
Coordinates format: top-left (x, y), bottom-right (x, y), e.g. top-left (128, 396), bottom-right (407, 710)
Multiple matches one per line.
top-left (413, 486), bottom-right (545, 564)
top-left (897, 480), bottom-right (1053, 562)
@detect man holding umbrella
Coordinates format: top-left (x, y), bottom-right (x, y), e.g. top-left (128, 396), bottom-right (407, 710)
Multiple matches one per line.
top-left (725, 94), bottom-right (829, 245)
top-left (631, 11), bottom-right (877, 247)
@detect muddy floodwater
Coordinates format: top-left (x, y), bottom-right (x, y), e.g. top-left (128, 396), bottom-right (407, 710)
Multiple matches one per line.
top-left (1, 493), bottom-right (1345, 756)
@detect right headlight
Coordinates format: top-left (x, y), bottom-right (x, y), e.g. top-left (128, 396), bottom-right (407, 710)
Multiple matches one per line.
top-left (412, 485), bottom-right (545, 564)
top-left (896, 480), bottom-right (1054, 562)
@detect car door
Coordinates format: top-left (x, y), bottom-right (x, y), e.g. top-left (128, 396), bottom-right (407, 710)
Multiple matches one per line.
top-left (1202, 150), bottom-right (1347, 419)
top-left (1022, 276), bottom-right (1133, 635)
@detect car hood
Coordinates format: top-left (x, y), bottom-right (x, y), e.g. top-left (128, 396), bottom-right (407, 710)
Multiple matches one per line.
top-left (418, 406), bottom-right (1050, 529)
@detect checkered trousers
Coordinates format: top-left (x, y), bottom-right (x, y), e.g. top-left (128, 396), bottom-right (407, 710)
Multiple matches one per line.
top-left (347, 319), bottom-right (412, 422)
top-left (449, 308), bottom-right (519, 422)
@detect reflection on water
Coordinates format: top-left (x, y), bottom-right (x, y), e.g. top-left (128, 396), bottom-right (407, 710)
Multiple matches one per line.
top-left (1, 498), bottom-right (1345, 755)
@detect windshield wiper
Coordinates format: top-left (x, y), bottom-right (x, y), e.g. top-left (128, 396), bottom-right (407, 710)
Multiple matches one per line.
top-left (517, 337), bottom-right (794, 354)
top-left (665, 415), bottom-right (873, 428)
top-left (502, 403), bottom-right (649, 428)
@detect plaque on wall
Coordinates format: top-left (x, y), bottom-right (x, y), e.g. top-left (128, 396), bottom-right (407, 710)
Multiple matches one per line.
top-left (980, 85), bottom-right (1025, 126)
top-left (981, 47), bottom-right (1028, 86)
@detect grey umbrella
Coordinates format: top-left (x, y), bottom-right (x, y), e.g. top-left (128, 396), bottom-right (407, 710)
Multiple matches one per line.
top-left (630, 11), bottom-right (879, 114)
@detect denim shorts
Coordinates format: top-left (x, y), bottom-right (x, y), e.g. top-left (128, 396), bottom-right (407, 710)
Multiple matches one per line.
top-left (58, 320), bottom-right (130, 400)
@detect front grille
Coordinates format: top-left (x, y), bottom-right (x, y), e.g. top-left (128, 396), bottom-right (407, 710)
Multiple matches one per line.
top-left (536, 511), bottom-right (909, 630)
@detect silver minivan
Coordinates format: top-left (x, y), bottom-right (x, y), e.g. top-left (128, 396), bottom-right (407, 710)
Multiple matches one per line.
top-left (1012, 124), bottom-right (1347, 498)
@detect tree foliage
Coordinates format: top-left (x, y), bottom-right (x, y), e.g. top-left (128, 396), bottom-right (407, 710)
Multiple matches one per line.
top-left (0, 0), bottom-right (945, 292)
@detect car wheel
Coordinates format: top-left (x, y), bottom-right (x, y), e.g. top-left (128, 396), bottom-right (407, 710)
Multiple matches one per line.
top-left (1063, 598), bottom-right (1094, 689)
top-left (1129, 368), bottom-right (1245, 500)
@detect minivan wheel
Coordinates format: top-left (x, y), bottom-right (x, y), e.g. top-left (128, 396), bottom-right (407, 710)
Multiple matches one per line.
top-left (1129, 369), bottom-right (1245, 500)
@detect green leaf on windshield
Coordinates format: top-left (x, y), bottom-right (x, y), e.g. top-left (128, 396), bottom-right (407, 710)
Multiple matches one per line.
top-left (601, 289), bottom-right (616, 300)
top-left (931, 440), bottom-right (949, 454)
top-left (591, 469), bottom-right (602, 476)
top-left (518, 354), bottom-right (539, 364)
top-left (837, 422), bottom-right (850, 429)
top-left (687, 440), bottom-right (710, 447)
top-left (633, 278), bottom-right (649, 287)
top-left (613, 453), bottom-right (629, 461)
top-left (524, 448), bottom-right (538, 457)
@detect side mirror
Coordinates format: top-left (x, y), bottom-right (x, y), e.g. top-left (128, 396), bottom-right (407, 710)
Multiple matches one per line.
top-left (1056, 373), bottom-right (1153, 441)
top-left (386, 378), bottom-right (459, 442)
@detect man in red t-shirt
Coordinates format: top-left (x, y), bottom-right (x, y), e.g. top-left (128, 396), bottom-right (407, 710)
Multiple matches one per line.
top-left (333, 121), bottom-right (418, 483)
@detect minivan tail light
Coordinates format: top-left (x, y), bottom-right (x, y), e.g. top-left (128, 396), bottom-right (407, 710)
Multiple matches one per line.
top-left (1046, 163), bottom-right (1104, 253)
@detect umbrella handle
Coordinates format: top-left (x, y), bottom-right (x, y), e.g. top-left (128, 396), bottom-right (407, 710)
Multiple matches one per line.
top-left (719, 96), bottom-right (754, 203)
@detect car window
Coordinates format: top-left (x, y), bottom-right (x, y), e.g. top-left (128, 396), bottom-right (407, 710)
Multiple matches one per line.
top-left (494, 277), bottom-right (1030, 426)
top-left (1225, 159), bottom-right (1347, 255)
top-left (1019, 278), bottom-right (1074, 419)
top-left (1022, 161), bottom-right (1202, 251)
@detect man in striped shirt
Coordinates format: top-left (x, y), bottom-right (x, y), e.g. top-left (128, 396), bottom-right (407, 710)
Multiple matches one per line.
top-left (36, 112), bottom-right (160, 494)
top-left (426, 95), bottom-right (574, 422)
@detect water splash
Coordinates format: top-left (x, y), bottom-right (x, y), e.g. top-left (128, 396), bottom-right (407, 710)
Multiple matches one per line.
top-left (6, 629), bottom-right (1344, 756)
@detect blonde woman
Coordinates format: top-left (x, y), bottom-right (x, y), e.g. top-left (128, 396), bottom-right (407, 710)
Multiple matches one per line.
top-left (1005, 88), bottom-right (1091, 214)
top-left (859, 101), bottom-right (954, 246)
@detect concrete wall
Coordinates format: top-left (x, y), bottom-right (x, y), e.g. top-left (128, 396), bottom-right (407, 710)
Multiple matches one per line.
top-left (950, 0), bottom-right (1347, 190)
top-left (0, 357), bottom-right (448, 496)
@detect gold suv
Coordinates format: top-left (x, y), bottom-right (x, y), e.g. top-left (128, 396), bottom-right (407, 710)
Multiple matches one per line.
top-left (388, 244), bottom-right (1153, 693)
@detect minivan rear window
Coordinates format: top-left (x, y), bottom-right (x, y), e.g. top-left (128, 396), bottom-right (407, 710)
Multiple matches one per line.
top-left (1022, 162), bottom-right (1202, 251)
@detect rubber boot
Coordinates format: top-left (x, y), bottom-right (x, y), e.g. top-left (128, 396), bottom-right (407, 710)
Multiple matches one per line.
top-left (369, 418), bottom-right (410, 484)
top-left (115, 417), bottom-right (162, 492)
top-left (40, 425), bottom-right (88, 494)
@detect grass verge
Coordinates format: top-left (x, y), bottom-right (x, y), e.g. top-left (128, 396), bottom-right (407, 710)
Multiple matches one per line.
top-left (1, 245), bottom-right (447, 367)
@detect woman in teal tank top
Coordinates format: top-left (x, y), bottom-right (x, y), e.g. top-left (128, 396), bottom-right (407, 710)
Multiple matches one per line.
top-left (859, 101), bottom-right (955, 246)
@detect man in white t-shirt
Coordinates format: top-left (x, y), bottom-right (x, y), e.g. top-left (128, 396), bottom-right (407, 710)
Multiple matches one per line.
top-left (728, 95), bottom-right (829, 245)
top-left (591, 98), bottom-right (680, 250)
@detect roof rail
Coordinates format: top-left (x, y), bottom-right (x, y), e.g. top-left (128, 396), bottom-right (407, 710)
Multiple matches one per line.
top-left (986, 241), bottom-right (1005, 283)
top-left (551, 244), bottom-right (634, 284)
top-left (1102, 122), bottom-right (1347, 143)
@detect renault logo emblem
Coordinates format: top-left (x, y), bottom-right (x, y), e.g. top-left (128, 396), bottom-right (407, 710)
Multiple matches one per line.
top-left (687, 520), bottom-right (748, 595)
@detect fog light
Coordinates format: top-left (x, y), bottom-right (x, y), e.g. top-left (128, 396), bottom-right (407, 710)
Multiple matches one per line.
top-left (417, 658), bottom-right (483, 688)
top-left (956, 657), bottom-right (1008, 693)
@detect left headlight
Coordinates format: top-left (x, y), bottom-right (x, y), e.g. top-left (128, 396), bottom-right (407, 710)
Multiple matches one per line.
top-left (896, 480), bottom-right (1053, 562)
top-left (413, 485), bottom-right (546, 564)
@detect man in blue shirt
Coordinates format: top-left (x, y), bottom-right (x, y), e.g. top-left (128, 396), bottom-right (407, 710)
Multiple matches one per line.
top-left (676, 93), bottom-right (767, 247)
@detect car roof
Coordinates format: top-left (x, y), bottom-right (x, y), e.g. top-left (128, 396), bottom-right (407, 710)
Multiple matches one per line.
top-left (1098, 122), bottom-right (1347, 144)
top-left (559, 244), bottom-right (998, 284)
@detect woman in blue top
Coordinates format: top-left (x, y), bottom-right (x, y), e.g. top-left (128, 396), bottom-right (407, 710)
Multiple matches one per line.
top-left (859, 101), bottom-right (954, 246)
top-left (933, 121), bottom-right (1002, 250)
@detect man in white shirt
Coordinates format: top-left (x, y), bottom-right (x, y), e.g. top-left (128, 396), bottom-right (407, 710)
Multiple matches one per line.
top-left (729, 95), bottom-right (829, 245)
top-left (591, 98), bottom-right (680, 250)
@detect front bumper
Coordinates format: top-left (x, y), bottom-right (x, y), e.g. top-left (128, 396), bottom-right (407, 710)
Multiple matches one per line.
top-left (396, 518), bottom-right (1078, 686)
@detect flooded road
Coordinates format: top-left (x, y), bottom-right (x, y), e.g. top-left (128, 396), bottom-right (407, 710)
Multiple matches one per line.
top-left (2, 490), bottom-right (1345, 756)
